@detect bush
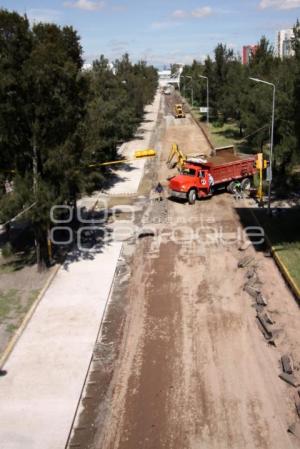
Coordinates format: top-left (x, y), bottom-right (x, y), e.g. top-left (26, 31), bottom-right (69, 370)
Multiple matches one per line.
top-left (212, 120), bottom-right (224, 128)
top-left (1, 242), bottom-right (13, 259)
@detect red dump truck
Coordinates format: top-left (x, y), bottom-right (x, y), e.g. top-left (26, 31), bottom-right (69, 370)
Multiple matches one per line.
top-left (168, 147), bottom-right (257, 204)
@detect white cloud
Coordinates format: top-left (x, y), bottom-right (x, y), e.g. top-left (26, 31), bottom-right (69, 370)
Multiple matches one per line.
top-left (64, 0), bottom-right (105, 11)
top-left (172, 9), bottom-right (188, 19)
top-left (191, 6), bottom-right (213, 18)
top-left (27, 9), bottom-right (62, 23)
top-left (151, 5), bottom-right (214, 34)
top-left (259, 0), bottom-right (300, 9)
top-left (170, 5), bottom-right (213, 20)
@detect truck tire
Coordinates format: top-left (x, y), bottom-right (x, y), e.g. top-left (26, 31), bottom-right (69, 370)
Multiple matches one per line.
top-left (241, 177), bottom-right (251, 192)
top-left (227, 181), bottom-right (236, 194)
top-left (188, 189), bottom-right (197, 205)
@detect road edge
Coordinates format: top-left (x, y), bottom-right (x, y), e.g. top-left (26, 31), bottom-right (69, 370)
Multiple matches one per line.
top-left (181, 97), bottom-right (214, 151)
top-left (0, 263), bottom-right (61, 369)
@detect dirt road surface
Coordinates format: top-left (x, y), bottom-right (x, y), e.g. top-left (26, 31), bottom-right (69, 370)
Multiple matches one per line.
top-left (69, 95), bottom-right (300, 449)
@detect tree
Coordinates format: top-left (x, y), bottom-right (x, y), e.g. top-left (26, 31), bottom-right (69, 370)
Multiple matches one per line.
top-left (0, 10), bottom-right (158, 269)
top-left (0, 12), bottom-right (86, 269)
top-left (181, 29), bottom-right (300, 186)
top-left (0, 10), bottom-right (32, 175)
top-left (292, 20), bottom-right (300, 169)
top-left (83, 54), bottom-right (157, 193)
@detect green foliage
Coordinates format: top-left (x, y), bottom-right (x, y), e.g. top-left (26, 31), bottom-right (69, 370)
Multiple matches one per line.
top-left (1, 242), bottom-right (13, 259)
top-left (83, 53), bottom-right (158, 192)
top-left (182, 30), bottom-right (300, 183)
top-left (0, 9), bottom-right (158, 267)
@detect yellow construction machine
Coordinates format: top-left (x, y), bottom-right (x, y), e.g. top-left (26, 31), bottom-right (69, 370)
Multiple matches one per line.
top-left (174, 104), bottom-right (185, 119)
top-left (166, 144), bottom-right (187, 169)
top-left (166, 144), bottom-right (207, 170)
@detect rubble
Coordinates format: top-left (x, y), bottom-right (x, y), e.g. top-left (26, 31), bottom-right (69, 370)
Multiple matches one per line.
top-left (281, 354), bottom-right (294, 375)
top-left (238, 255), bottom-right (255, 268)
top-left (288, 422), bottom-right (300, 439)
top-left (279, 372), bottom-right (300, 388)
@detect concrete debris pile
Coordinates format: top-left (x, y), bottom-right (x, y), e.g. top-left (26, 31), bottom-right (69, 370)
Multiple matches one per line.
top-left (288, 421), bottom-right (300, 440)
top-left (280, 354), bottom-right (300, 440)
top-left (238, 255), bottom-right (255, 268)
top-left (239, 252), bottom-right (300, 439)
top-left (295, 390), bottom-right (300, 418)
top-left (242, 264), bottom-right (269, 309)
top-left (239, 258), bottom-right (276, 344)
top-left (256, 312), bottom-right (274, 342)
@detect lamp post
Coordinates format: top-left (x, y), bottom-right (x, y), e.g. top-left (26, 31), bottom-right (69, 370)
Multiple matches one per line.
top-left (199, 75), bottom-right (209, 126)
top-left (249, 77), bottom-right (276, 214)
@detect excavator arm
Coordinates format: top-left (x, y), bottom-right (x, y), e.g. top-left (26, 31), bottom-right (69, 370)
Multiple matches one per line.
top-left (166, 143), bottom-right (187, 169)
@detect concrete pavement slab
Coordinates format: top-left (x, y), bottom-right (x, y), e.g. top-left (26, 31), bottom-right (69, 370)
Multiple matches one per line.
top-left (0, 240), bottom-right (122, 449)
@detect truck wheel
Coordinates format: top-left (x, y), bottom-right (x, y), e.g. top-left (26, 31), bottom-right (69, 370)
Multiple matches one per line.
top-left (241, 178), bottom-right (251, 192)
top-left (188, 189), bottom-right (197, 205)
top-left (227, 181), bottom-right (236, 194)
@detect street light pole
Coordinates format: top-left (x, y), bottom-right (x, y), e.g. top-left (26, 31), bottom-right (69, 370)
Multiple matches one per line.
top-left (249, 77), bottom-right (276, 214)
top-left (199, 75), bottom-right (209, 126)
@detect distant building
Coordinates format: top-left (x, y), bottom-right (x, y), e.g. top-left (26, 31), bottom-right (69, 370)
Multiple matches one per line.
top-left (276, 29), bottom-right (295, 58)
top-left (158, 66), bottom-right (183, 89)
top-left (242, 45), bottom-right (258, 65)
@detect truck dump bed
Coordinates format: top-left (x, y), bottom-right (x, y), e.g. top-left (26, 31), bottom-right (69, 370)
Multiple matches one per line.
top-left (200, 147), bottom-right (256, 185)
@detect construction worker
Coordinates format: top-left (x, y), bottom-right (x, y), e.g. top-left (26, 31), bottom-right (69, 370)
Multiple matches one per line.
top-left (155, 182), bottom-right (164, 201)
top-left (234, 181), bottom-right (243, 200)
top-left (208, 173), bottom-right (214, 194)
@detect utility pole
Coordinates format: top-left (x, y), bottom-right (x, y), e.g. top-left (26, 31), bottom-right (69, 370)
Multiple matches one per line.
top-left (249, 77), bottom-right (276, 214)
top-left (199, 75), bottom-right (209, 126)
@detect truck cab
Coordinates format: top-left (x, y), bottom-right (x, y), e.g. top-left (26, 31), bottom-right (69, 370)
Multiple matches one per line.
top-left (169, 163), bottom-right (211, 204)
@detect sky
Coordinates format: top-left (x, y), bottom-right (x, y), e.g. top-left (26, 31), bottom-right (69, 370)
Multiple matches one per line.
top-left (1, 0), bottom-right (300, 67)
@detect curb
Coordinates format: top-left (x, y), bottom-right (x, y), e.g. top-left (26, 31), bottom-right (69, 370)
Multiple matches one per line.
top-left (248, 207), bottom-right (300, 301)
top-left (0, 263), bottom-right (61, 369)
top-left (181, 98), bottom-right (214, 151)
top-left (190, 110), bottom-right (214, 151)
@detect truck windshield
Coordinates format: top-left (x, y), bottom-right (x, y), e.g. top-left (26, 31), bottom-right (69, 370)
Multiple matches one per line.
top-left (181, 168), bottom-right (196, 176)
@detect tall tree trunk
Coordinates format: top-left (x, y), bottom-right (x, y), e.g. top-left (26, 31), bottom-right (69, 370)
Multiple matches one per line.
top-left (33, 136), bottom-right (38, 197)
top-left (34, 224), bottom-right (49, 272)
top-left (32, 130), bottom-right (48, 271)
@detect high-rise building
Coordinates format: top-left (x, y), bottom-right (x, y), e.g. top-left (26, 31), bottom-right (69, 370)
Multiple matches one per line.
top-left (242, 45), bottom-right (258, 65)
top-left (276, 29), bottom-right (295, 58)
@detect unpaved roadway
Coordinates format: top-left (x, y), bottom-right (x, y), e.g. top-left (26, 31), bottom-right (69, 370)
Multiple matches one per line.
top-left (69, 94), bottom-right (300, 449)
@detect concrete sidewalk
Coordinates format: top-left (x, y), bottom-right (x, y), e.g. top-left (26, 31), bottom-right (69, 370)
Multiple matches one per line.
top-left (107, 92), bottom-right (161, 196)
top-left (0, 241), bottom-right (122, 449)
